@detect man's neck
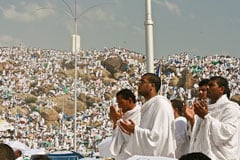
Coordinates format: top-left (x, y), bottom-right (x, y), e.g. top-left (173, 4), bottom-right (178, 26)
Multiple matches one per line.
top-left (145, 93), bottom-right (158, 101)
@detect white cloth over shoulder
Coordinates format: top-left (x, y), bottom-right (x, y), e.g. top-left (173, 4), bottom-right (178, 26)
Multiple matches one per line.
top-left (127, 155), bottom-right (177, 160)
top-left (109, 105), bottom-right (141, 160)
top-left (189, 94), bottom-right (240, 160)
top-left (98, 136), bottom-right (112, 157)
top-left (16, 157), bottom-right (24, 160)
top-left (125, 95), bottom-right (176, 158)
top-left (174, 116), bottom-right (189, 159)
top-left (98, 105), bottom-right (141, 159)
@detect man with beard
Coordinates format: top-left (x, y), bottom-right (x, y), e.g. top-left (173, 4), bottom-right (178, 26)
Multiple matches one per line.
top-left (119, 73), bottom-right (176, 158)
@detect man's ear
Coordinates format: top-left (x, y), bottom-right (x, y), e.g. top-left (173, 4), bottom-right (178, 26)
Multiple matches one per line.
top-left (127, 98), bottom-right (132, 103)
top-left (219, 86), bottom-right (225, 95)
top-left (149, 82), bottom-right (155, 89)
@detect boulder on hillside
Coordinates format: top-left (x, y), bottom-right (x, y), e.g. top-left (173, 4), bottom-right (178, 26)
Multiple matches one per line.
top-left (52, 95), bottom-right (87, 115)
top-left (103, 56), bottom-right (128, 75)
top-left (86, 96), bottom-right (101, 107)
top-left (62, 59), bottom-right (74, 69)
top-left (0, 62), bottom-right (9, 72)
top-left (184, 72), bottom-right (195, 89)
top-left (78, 93), bottom-right (87, 103)
top-left (102, 77), bottom-right (116, 85)
top-left (104, 92), bottom-right (113, 101)
top-left (113, 72), bottom-right (122, 79)
top-left (55, 71), bottom-right (67, 78)
top-left (11, 106), bottom-right (29, 115)
top-left (45, 121), bottom-right (59, 129)
top-left (38, 84), bottom-right (54, 95)
top-left (161, 65), bottom-right (177, 75)
top-left (0, 105), bottom-right (9, 114)
top-left (177, 70), bottom-right (195, 89)
top-left (102, 68), bottom-right (112, 78)
top-left (40, 108), bottom-right (59, 121)
top-left (169, 76), bottom-right (179, 86)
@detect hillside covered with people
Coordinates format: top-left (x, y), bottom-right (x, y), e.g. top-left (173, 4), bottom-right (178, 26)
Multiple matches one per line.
top-left (0, 46), bottom-right (240, 158)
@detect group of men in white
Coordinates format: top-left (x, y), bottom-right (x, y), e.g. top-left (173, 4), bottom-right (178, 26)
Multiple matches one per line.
top-left (0, 46), bottom-right (240, 159)
top-left (100, 75), bottom-right (240, 160)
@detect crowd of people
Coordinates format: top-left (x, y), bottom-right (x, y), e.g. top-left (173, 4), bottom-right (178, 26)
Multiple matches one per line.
top-left (0, 45), bottom-right (240, 159)
top-left (99, 74), bottom-right (240, 160)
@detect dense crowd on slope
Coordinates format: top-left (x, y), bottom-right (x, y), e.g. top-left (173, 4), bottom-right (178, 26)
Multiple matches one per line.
top-left (0, 46), bottom-right (239, 158)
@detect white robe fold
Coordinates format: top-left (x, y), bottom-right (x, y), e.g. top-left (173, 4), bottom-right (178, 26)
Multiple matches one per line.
top-left (98, 105), bottom-right (141, 160)
top-left (174, 116), bottom-right (189, 159)
top-left (189, 94), bottom-right (240, 160)
top-left (125, 95), bottom-right (176, 158)
top-left (109, 105), bottom-right (141, 160)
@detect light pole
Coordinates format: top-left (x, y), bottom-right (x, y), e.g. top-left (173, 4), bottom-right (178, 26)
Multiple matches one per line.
top-left (72, 0), bottom-right (112, 152)
top-left (40, 0), bottom-right (79, 151)
top-left (73, 0), bottom-right (78, 152)
top-left (64, 0), bottom-right (113, 152)
top-left (37, 0), bottom-right (113, 152)
top-left (145, 0), bottom-right (154, 73)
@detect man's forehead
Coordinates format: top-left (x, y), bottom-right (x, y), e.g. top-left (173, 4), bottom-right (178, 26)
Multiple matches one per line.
top-left (199, 84), bottom-right (208, 88)
top-left (209, 80), bottom-right (217, 85)
top-left (141, 75), bottom-right (148, 79)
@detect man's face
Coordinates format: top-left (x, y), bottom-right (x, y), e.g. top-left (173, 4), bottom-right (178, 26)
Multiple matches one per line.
top-left (207, 80), bottom-right (223, 101)
top-left (198, 85), bottom-right (208, 100)
top-left (137, 76), bottom-right (151, 97)
top-left (116, 95), bottom-right (131, 113)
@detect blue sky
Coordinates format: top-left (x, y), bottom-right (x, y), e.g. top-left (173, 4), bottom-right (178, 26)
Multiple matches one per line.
top-left (0, 0), bottom-right (240, 58)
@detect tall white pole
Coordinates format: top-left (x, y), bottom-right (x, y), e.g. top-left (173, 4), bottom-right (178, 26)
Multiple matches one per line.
top-left (74, 0), bottom-right (78, 152)
top-left (71, 1), bottom-right (109, 152)
top-left (145, 0), bottom-right (154, 73)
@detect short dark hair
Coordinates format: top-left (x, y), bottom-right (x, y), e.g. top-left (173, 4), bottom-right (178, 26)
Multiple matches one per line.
top-left (116, 88), bottom-right (136, 103)
top-left (143, 73), bottom-right (161, 92)
top-left (0, 143), bottom-right (15, 160)
top-left (171, 99), bottom-right (184, 116)
top-left (210, 76), bottom-right (230, 98)
top-left (179, 152), bottom-right (211, 160)
top-left (199, 79), bottom-right (209, 87)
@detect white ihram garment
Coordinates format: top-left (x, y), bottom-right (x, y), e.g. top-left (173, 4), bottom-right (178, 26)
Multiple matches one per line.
top-left (175, 116), bottom-right (189, 159)
top-left (109, 105), bottom-right (141, 160)
top-left (98, 105), bottom-right (141, 159)
top-left (125, 95), bottom-right (176, 158)
top-left (189, 94), bottom-right (240, 160)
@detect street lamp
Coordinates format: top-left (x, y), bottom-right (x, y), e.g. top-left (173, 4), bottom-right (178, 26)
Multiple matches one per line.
top-left (71, 0), bottom-right (113, 152)
top-left (61, 0), bottom-right (113, 152)
top-left (73, 0), bottom-right (78, 152)
top-left (37, 0), bottom-right (113, 151)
